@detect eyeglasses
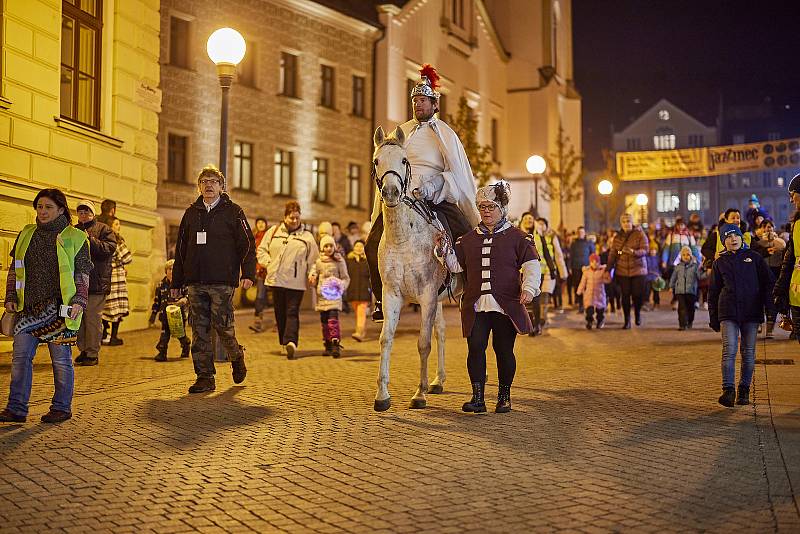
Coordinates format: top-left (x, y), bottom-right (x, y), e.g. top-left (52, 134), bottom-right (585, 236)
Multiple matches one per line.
top-left (477, 204), bottom-right (498, 212)
top-left (199, 178), bottom-right (221, 185)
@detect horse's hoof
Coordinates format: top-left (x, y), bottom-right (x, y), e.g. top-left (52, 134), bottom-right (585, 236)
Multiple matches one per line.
top-left (374, 398), bottom-right (391, 412)
top-left (428, 384), bottom-right (444, 394)
top-left (409, 398), bottom-right (427, 409)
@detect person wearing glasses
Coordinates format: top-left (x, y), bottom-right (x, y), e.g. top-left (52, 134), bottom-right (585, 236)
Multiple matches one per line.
top-left (436, 182), bottom-right (541, 414)
top-left (171, 165), bottom-right (256, 394)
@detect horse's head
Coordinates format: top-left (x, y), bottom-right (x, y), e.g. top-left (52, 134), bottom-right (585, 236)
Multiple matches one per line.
top-left (373, 126), bottom-right (409, 208)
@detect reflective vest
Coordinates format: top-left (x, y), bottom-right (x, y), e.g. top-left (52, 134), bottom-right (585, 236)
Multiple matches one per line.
top-left (13, 224), bottom-right (88, 330)
top-left (535, 232), bottom-right (556, 275)
top-left (715, 230), bottom-right (751, 255)
top-left (790, 221), bottom-right (800, 306)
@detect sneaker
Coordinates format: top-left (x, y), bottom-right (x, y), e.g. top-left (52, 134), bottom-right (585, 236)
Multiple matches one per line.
top-left (0, 408), bottom-right (26, 423)
top-left (372, 302), bottom-right (384, 323)
top-left (108, 338), bottom-right (123, 346)
top-left (101, 336), bottom-right (112, 346)
top-left (596, 319), bottom-right (606, 329)
top-left (231, 355), bottom-right (247, 384)
top-left (188, 377), bottom-right (215, 393)
top-left (40, 410), bottom-right (71, 423)
top-left (286, 342), bottom-right (297, 360)
top-left (331, 339), bottom-right (341, 359)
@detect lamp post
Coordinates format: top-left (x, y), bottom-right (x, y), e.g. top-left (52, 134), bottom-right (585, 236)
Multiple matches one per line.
top-left (526, 154), bottom-right (546, 217)
top-left (207, 28), bottom-right (246, 176)
top-left (635, 193), bottom-right (649, 227)
top-left (597, 179), bottom-right (613, 232)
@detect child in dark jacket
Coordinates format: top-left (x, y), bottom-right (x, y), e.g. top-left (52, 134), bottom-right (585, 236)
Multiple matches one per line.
top-left (669, 246), bottom-right (707, 330)
top-left (149, 259), bottom-right (190, 361)
top-left (709, 224), bottom-right (774, 407)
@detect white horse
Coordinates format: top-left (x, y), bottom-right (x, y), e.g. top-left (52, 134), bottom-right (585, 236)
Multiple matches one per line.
top-left (372, 125), bottom-right (451, 412)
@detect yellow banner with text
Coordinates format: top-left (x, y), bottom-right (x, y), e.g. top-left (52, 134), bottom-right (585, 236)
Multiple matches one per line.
top-left (616, 137), bottom-right (800, 181)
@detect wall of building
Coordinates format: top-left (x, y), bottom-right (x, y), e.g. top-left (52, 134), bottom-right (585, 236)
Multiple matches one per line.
top-left (158, 0), bottom-right (380, 247)
top-left (0, 0), bottom-right (163, 350)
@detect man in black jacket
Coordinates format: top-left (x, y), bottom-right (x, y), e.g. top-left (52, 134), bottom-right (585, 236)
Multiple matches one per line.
top-left (774, 173), bottom-right (800, 341)
top-left (74, 200), bottom-right (117, 366)
top-left (172, 165), bottom-right (256, 393)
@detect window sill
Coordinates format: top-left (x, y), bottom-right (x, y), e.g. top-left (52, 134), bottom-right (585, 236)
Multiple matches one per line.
top-left (273, 193), bottom-right (294, 199)
top-left (349, 113), bottom-right (370, 121)
top-left (0, 96), bottom-right (11, 110)
top-left (345, 205), bottom-right (366, 211)
top-left (318, 105), bottom-right (338, 113)
top-left (277, 93), bottom-right (302, 101)
top-left (312, 199), bottom-right (333, 206)
top-left (232, 187), bottom-right (258, 195)
top-left (54, 116), bottom-right (124, 148)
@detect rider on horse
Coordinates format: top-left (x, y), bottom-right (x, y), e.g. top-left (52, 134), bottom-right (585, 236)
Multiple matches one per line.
top-left (365, 64), bottom-right (479, 322)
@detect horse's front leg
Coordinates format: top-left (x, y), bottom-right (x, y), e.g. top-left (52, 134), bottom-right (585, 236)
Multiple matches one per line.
top-left (429, 301), bottom-right (446, 394)
top-left (411, 294), bottom-right (438, 409)
top-left (375, 292), bottom-right (402, 412)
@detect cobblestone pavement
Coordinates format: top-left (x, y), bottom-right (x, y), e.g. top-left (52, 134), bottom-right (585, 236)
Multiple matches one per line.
top-left (1, 303), bottom-right (799, 533)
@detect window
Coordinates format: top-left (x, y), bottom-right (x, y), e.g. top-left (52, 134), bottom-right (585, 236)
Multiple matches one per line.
top-left (626, 138), bottom-right (641, 151)
top-left (732, 133), bottom-right (745, 144)
top-left (169, 16), bottom-right (190, 68)
top-left (687, 191), bottom-right (709, 211)
top-left (279, 52), bottom-right (298, 97)
top-left (237, 42), bottom-right (256, 87)
top-left (312, 158), bottom-right (329, 202)
top-left (491, 118), bottom-right (499, 162)
top-left (658, 109), bottom-right (670, 120)
top-left (274, 149), bottom-right (293, 195)
top-left (653, 134), bottom-right (675, 150)
top-left (347, 164), bottom-right (361, 208)
top-left (61, 0), bottom-right (102, 128)
top-left (233, 141), bottom-right (253, 190)
top-left (167, 134), bottom-right (188, 183)
top-left (688, 134), bottom-right (704, 147)
top-left (740, 175), bottom-right (750, 188)
top-left (320, 65), bottom-right (335, 108)
top-left (762, 171), bottom-right (772, 188)
top-left (352, 75), bottom-right (365, 117)
top-left (451, 0), bottom-right (465, 29)
top-left (438, 92), bottom-right (447, 120)
top-left (778, 176), bottom-right (785, 188)
top-left (656, 190), bottom-right (679, 213)
top-left (406, 78), bottom-right (415, 119)
top-left (768, 131), bottom-right (781, 141)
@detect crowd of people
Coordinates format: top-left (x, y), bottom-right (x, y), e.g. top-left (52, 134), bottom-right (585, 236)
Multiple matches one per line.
top-left (2, 61), bottom-right (798, 422)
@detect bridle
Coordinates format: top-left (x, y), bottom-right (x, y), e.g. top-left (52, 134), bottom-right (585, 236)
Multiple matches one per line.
top-left (371, 155), bottom-right (436, 226)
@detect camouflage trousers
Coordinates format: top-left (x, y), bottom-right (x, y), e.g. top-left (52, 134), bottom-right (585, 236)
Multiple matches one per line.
top-left (187, 284), bottom-right (244, 378)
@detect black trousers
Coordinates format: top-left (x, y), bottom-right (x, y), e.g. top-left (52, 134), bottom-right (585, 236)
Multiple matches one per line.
top-left (272, 287), bottom-right (304, 346)
top-left (585, 306), bottom-right (605, 325)
top-left (467, 312), bottom-right (518, 386)
top-left (616, 275), bottom-right (645, 320)
top-left (676, 293), bottom-right (696, 327)
top-left (366, 200), bottom-right (471, 303)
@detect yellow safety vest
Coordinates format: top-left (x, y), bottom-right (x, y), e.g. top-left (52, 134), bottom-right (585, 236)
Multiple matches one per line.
top-left (790, 221), bottom-right (800, 306)
top-left (14, 224), bottom-right (88, 330)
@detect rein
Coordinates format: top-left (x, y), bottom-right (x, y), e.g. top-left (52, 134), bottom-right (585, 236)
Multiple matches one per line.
top-left (372, 158), bottom-right (437, 227)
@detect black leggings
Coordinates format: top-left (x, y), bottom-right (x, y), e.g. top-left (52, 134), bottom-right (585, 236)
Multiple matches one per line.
top-left (467, 312), bottom-right (518, 386)
top-left (272, 287), bottom-right (304, 346)
top-left (676, 293), bottom-right (696, 327)
top-left (616, 275), bottom-right (645, 320)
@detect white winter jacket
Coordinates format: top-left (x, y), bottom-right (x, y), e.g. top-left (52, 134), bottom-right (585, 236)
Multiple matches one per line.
top-left (257, 223), bottom-right (319, 291)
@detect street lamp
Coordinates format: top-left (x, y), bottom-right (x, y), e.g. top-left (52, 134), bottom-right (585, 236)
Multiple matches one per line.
top-left (598, 179), bottom-right (613, 231)
top-left (635, 193), bottom-right (649, 227)
top-left (207, 28), bottom-right (246, 176)
top-left (526, 155), bottom-right (546, 216)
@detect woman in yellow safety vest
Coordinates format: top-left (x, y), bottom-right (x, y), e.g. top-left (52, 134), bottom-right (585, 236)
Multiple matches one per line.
top-left (774, 173), bottom-right (800, 341)
top-left (1, 189), bottom-right (92, 424)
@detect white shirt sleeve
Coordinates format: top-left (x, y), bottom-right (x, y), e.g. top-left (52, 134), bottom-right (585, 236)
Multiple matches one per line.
top-left (521, 259), bottom-right (542, 297)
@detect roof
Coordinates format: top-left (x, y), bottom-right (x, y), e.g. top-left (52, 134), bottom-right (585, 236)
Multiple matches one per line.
top-left (309, 0), bottom-right (410, 27)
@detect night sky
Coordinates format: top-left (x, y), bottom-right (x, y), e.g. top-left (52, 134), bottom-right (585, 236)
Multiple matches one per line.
top-left (573, 0), bottom-right (800, 169)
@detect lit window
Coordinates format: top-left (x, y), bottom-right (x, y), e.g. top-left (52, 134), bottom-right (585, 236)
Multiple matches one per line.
top-left (656, 190), bottom-right (679, 212)
top-left (312, 158), bottom-right (328, 202)
top-left (233, 141), bottom-right (253, 190)
top-left (274, 149), bottom-right (293, 195)
top-left (778, 176), bottom-right (785, 187)
top-left (687, 191), bottom-right (709, 211)
top-left (653, 135), bottom-right (676, 150)
top-left (658, 109), bottom-right (670, 120)
top-left (347, 164), bottom-right (361, 208)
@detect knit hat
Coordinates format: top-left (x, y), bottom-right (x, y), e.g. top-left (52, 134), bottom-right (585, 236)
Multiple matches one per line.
top-left (475, 180), bottom-right (511, 218)
top-left (589, 253), bottom-right (600, 263)
top-left (720, 223), bottom-right (743, 241)
top-left (788, 173), bottom-right (800, 194)
top-left (76, 199), bottom-right (96, 214)
top-left (318, 221), bottom-right (333, 237)
top-left (320, 234), bottom-right (336, 251)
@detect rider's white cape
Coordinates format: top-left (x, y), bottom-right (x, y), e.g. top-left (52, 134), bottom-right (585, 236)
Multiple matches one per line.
top-left (370, 117), bottom-right (480, 228)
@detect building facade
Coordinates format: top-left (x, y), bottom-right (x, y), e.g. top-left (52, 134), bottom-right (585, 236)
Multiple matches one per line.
top-left (158, 0), bottom-right (380, 253)
top-left (0, 0), bottom-right (163, 347)
top-left (585, 97), bottom-right (799, 232)
top-left (374, 0), bottom-right (582, 228)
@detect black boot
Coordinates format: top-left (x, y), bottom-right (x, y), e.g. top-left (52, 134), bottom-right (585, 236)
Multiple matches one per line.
top-left (372, 301), bottom-right (384, 323)
top-left (622, 316), bottom-right (631, 329)
top-left (331, 339), bottom-right (341, 359)
top-left (180, 338), bottom-right (190, 358)
top-left (462, 382), bottom-right (487, 413)
top-left (74, 351), bottom-right (88, 364)
top-left (736, 385), bottom-right (750, 405)
top-left (188, 376), bottom-right (216, 393)
top-left (495, 384), bottom-right (512, 413)
top-left (108, 321), bottom-right (123, 345)
top-left (323, 340), bottom-right (332, 356)
top-left (718, 387), bottom-right (736, 407)
top-left (634, 312), bottom-right (642, 327)
top-left (154, 350), bottom-right (167, 362)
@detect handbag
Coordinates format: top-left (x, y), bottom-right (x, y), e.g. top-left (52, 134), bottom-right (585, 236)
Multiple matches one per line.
top-left (1, 311), bottom-right (16, 337)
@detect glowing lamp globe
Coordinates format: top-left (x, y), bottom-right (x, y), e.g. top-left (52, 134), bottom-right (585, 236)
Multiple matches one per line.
top-left (525, 155), bottom-right (546, 175)
top-left (207, 28), bottom-right (246, 66)
top-left (636, 193), bottom-right (649, 206)
top-left (598, 179), bottom-right (613, 195)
